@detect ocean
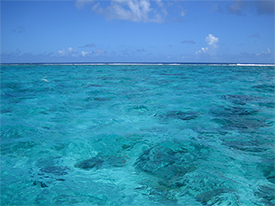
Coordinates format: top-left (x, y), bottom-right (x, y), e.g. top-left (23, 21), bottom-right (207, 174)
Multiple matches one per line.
top-left (1, 64), bottom-right (274, 205)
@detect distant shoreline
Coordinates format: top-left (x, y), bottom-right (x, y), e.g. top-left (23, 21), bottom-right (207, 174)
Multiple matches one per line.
top-left (1, 62), bottom-right (275, 66)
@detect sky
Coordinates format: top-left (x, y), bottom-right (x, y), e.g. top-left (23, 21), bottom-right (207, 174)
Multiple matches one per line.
top-left (1, 0), bottom-right (274, 63)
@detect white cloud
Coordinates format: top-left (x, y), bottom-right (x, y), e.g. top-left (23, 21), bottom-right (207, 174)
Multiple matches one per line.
top-left (196, 34), bottom-right (219, 54)
top-left (96, 48), bottom-right (105, 54)
top-left (58, 49), bottom-right (67, 56)
top-left (180, 11), bottom-right (186, 17)
top-left (58, 47), bottom-right (78, 57)
top-left (92, 0), bottom-right (164, 23)
top-left (155, 0), bottom-right (167, 16)
top-left (201, 47), bottom-right (209, 53)
top-left (75, 0), bottom-right (94, 9)
top-left (205, 34), bottom-right (219, 48)
top-left (68, 47), bottom-right (73, 52)
top-left (178, 5), bottom-right (187, 17)
top-left (80, 48), bottom-right (105, 57)
top-left (81, 51), bottom-right (90, 57)
top-left (256, 48), bottom-right (272, 56)
top-left (57, 46), bottom-right (106, 58)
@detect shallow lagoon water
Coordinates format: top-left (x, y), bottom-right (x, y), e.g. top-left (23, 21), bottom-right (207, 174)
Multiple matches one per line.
top-left (1, 64), bottom-right (274, 205)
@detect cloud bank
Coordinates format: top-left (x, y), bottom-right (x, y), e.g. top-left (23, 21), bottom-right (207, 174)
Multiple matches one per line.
top-left (94, 0), bottom-right (163, 23)
top-left (256, 0), bottom-right (274, 15)
top-left (181, 40), bottom-right (196, 44)
top-left (227, 0), bottom-right (247, 15)
top-left (12, 26), bottom-right (26, 33)
top-left (79, 43), bottom-right (96, 48)
top-left (249, 33), bottom-right (260, 38)
top-left (226, 0), bottom-right (274, 15)
top-left (75, 0), bottom-right (94, 9)
top-left (75, 0), bottom-right (166, 23)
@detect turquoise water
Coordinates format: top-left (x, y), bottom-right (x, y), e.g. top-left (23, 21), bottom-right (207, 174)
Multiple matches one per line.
top-left (1, 64), bottom-right (274, 205)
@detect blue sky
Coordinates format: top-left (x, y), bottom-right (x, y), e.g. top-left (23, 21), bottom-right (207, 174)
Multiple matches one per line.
top-left (1, 0), bottom-right (274, 63)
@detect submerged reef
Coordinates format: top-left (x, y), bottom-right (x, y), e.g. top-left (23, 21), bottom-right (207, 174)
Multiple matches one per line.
top-left (254, 184), bottom-right (275, 205)
top-left (134, 140), bottom-right (199, 181)
top-left (30, 156), bottom-right (70, 189)
top-left (221, 94), bottom-right (259, 105)
top-left (75, 156), bottom-right (128, 170)
top-left (134, 140), bottom-right (239, 205)
top-left (155, 110), bottom-right (200, 121)
top-left (211, 105), bottom-right (270, 131)
top-left (252, 84), bottom-right (275, 93)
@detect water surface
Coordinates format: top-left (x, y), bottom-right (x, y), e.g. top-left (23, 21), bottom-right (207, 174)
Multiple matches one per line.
top-left (1, 64), bottom-right (274, 205)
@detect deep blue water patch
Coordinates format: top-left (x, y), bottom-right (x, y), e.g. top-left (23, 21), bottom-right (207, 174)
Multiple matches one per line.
top-left (1, 64), bottom-right (274, 205)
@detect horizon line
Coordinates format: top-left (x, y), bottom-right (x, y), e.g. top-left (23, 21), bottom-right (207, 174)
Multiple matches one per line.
top-left (1, 62), bottom-right (275, 66)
